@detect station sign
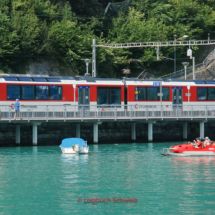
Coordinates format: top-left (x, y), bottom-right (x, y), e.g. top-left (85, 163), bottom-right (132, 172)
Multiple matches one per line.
top-left (153, 82), bottom-right (160, 87)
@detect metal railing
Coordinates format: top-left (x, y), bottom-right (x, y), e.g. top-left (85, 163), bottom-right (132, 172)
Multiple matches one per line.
top-left (159, 49), bottom-right (215, 80)
top-left (1, 104), bottom-right (215, 122)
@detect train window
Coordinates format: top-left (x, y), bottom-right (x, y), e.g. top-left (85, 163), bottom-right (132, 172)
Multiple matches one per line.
top-left (97, 88), bottom-right (109, 106)
top-left (110, 88), bottom-right (121, 105)
top-left (208, 88), bottom-right (215, 100)
top-left (97, 87), bottom-right (121, 107)
top-left (33, 78), bottom-right (47, 82)
top-left (162, 87), bottom-right (169, 100)
top-left (36, 86), bottom-right (49, 100)
top-left (19, 77), bottom-right (32, 81)
top-left (21, 86), bottom-right (35, 100)
top-left (197, 87), bottom-right (207, 100)
top-left (135, 87), bottom-right (169, 100)
top-left (50, 86), bottom-right (62, 100)
top-left (47, 78), bottom-right (60, 82)
top-left (147, 87), bottom-right (158, 100)
top-left (135, 87), bottom-right (146, 100)
top-left (7, 85), bottom-right (20, 100)
top-left (4, 77), bottom-right (18, 81)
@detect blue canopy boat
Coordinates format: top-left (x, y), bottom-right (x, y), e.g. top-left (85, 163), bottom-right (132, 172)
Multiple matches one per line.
top-left (60, 138), bottom-right (89, 154)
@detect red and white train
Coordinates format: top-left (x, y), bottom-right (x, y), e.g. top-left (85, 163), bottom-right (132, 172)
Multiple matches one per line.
top-left (0, 74), bottom-right (214, 112)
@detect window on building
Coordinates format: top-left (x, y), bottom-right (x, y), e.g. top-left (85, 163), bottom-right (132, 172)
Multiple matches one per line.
top-left (36, 86), bottom-right (49, 100)
top-left (97, 87), bottom-right (121, 107)
top-left (7, 85), bottom-right (20, 100)
top-left (50, 86), bottom-right (62, 100)
top-left (197, 87), bottom-right (207, 100)
top-left (21, 85), bottom-right (35, 100)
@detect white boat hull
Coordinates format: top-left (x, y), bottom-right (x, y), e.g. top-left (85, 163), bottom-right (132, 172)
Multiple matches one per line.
top-left (60, 144), bottom-right (80, 154)
top-left (79, 147), bottom-right (89, 154)
top-left (162, 151), bottom-right (215, 156)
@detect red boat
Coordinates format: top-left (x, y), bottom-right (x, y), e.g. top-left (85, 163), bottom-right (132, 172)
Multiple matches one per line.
top-left (162, 143), bottom-right (215, 156)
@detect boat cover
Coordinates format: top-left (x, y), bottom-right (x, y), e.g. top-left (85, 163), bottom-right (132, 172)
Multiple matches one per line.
top-left (60, 138), bottom-right (86, 148)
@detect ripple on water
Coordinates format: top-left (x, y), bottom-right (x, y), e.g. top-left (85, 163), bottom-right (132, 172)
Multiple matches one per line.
top-left (0, 143), bottom-right (215, 214)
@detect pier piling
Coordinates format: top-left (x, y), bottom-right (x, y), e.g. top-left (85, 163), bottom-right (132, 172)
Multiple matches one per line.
top-left (16, 125), bottom-right (20, 144)
top-left (183, 122), bottom-right (187, 139)
top-left (131, 123), bottom-right (136, 141)
top-left (76, 124), bottom-right (80, 138)
top-left (148, 123), bottom-right (153, 141)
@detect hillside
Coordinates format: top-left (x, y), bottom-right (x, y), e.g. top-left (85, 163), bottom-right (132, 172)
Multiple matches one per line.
top-left (0, 0), bottom-right (215, 78)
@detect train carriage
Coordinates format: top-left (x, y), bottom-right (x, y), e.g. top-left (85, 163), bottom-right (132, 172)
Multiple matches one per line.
top-left (1, 74), bottom-right (215, 118)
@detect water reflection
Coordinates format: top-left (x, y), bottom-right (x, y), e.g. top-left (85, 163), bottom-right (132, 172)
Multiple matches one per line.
top-left (172, 156), bottom-right (215, 165)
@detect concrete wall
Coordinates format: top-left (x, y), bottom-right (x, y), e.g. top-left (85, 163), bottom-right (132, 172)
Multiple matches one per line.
top-left (0, 121), bottom-right (215, 146)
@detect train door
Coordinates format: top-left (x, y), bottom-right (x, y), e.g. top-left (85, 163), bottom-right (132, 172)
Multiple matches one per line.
top-left (172, 87), bottom-right (183, 113)
top-left (78, 86), bottom-right (90, 115)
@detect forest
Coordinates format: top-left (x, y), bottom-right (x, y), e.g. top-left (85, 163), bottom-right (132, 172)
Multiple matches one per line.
top-left (0, 0), bottom-right (215, 78)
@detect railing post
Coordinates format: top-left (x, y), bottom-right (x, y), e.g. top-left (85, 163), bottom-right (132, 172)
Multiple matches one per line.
top-left (206, 105), bottom-right (208, 119)
top-left (64, 106), bottom-right (66, 122)
top-left (28, 108), bottom-right (30, 122)
top-left (191, 105), bottom-right (193, 119)
top-left (9, 107), bottom-right (11, 122)
top-left (131, 106), bottom-right (133, 121)
top-left (161, 105), bottom-right (163, 119)
top-left (176, 106), bottom-right (178, 118)
top-left (146, 106), bottom-right (148, 120)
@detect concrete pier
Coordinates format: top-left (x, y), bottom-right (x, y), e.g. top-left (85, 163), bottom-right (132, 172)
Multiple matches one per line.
top-left (131, 123), bottom-right (136, 141)
top-left (148, 123), bottom-right (153, 141)
top-left (16, 125), bottom-right (20, 144)
top-left (93, 123), bottom-right (98, 143)
top-left (183, 122), bottom-right (187, 139)
top-left (76, 124), bottom-right (80, 138)
top-left (200, 122), bottom-right (204, 138)
top-left (32, 124), bottom-right (38, 145)
top-left (32, 123), bottom-right (41, 145)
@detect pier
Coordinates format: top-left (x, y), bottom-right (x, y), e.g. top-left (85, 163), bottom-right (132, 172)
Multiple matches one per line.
top-left (0, 104), bottom-right (215, 145)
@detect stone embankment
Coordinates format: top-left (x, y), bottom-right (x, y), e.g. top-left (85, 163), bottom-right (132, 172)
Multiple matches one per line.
top-left (1, 121), bottom-right (215, 146)
top-left (185, 59), bottom-right (215, 80)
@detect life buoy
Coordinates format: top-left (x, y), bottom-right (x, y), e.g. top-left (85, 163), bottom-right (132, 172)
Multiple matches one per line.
top-left (11, 103), bottom-right (15, 109)
top-left (212, 111), bottom-right (215, 116)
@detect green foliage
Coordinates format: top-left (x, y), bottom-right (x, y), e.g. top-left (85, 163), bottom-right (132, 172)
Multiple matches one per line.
top-left (0, 0), bottom-right (215, 76)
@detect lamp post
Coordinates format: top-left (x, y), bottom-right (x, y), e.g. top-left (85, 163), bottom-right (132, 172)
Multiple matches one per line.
top-left (84, 59), bottom-right (91, 76)
top-left (182, 62), bottom-right (189, 80)
top-left (174, 35), bottom-right (189, 73)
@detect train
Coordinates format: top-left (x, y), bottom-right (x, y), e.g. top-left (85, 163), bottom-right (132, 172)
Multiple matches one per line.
top-left (0, 74), bottom-right (214, 113)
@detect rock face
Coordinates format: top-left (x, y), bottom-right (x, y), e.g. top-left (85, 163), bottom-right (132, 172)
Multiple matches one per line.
top-left (0, 121), bottom-right (215, 146)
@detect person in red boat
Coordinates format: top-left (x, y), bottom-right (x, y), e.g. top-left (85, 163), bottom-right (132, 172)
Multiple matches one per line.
top-left (189, 138), bottom-right (203, 148)
top-left (193, 138), bottom-right (203, 149)
top-left (203, 137), bottom-right (212, 147)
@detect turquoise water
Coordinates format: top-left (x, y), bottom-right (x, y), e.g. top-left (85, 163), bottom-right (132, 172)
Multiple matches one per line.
top-left (0, 143), bottom-right (215, 214)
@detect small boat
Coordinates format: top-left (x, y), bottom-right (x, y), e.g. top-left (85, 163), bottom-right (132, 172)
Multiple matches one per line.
top-left (60, 138), bottom-right (89, 154)
top-left (161, 143), bottom-right (215, 156)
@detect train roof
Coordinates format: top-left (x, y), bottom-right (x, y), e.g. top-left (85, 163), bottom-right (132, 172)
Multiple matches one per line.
top-left (0, 74), bottom-right (122, 84)
top-left (0, 74), bottom-right (215, 85)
